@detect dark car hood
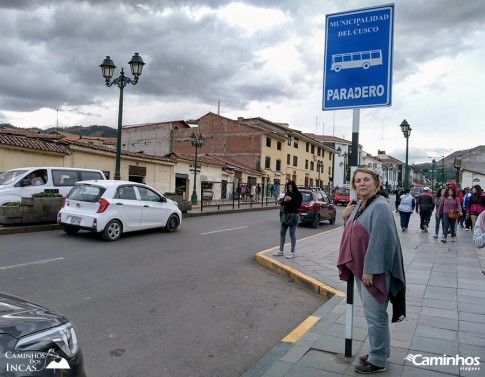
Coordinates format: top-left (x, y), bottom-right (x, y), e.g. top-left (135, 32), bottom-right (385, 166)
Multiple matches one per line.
top-left (0, 292), bottom-right (67, 339)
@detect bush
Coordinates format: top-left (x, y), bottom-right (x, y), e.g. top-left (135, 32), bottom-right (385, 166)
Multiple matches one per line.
top-left (2, 202), bottom-right (20, 206)
top-left (163, 192), bottom-right (178, 196)
top-left (32, 192), bottom-right (63, 198)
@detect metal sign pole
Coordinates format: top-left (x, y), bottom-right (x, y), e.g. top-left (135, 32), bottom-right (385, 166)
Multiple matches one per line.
top-left (344, 109), bottom-right (360, 357)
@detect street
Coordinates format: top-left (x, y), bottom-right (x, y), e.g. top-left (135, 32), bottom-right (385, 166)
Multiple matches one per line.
top-left (0, 207), bottom-right (343, 377)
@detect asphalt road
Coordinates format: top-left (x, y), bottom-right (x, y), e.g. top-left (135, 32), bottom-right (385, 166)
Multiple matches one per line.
top-left (0, 207), bottom-right (343, 377)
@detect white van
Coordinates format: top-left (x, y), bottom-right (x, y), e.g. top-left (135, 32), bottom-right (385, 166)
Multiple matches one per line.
top-left (0, 167), bottom-right (106, 205)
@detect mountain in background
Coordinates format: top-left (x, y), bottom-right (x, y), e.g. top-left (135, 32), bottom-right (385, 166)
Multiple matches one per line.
top-left (412, 149), bottom-right (475, 183)
top-left (0, 123), bottom-right (117, 138)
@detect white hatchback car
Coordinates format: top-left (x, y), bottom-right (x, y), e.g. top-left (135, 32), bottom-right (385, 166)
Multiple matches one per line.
top-left (58, 180), bottom-right (182, 241)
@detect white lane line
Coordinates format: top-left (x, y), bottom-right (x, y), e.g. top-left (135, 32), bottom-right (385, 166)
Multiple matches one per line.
top-left (0, 257), bottom-right (65, 270)
top-left (201, 226), bottom-right (248, 235)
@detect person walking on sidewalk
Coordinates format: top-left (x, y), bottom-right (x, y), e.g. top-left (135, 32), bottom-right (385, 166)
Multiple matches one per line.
top-left (338, 168), bottom-right (406, 374)
top-left (437, 186), bottom-right (462, 243)
top-left (394, 186), bottom-right (403, 212)
top-left (398, 188), bottom-right (415, 231)
top-left (273, 181), bottom-right (302, 259)
top-left (467, 184), bottom-right (485, 231)
top-left (473, 211), bottom-right (485, 248)
top-left (416, 187), bottom-right (434, 233)
top-left (433, 188), bottom-right (445, 239)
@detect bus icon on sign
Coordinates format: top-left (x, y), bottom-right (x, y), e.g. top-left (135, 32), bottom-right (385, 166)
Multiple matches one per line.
top-left (331, 50), bottom-right (382, 72)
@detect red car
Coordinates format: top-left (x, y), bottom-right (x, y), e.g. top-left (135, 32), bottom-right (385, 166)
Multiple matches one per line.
top-left (298, 189), bottom-right (336, 228)
top-left (334, 187), bottom-right (350, 206)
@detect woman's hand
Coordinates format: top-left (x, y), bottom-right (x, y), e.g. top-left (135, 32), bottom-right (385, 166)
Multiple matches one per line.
top-left (342, 200), bottom-right (356, 223)
top-left (362, 273), bottom-right (374, 286)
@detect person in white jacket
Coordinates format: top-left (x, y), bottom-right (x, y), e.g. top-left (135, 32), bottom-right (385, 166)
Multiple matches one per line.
top-left (473, 211), bottom-right (485, 248)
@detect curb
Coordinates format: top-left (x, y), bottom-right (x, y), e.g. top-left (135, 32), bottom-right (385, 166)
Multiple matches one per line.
top-left (245, 228), bottom-right (346, 377)
top-left (184, 205), bottom-right (279, 217)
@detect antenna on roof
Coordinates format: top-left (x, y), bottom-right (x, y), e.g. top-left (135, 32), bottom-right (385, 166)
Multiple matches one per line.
top-left (56, 108), bottom-right (59, 132)
top-left (333, 111), bottom-right (336, 136)
top-left (218, 99), bottom-right (220, 115)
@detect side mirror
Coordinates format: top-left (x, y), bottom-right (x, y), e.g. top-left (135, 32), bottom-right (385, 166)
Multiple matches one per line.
top-left (161, 196), bottom-right (167, 203)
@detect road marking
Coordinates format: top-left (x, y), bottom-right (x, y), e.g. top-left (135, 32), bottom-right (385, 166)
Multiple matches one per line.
top-left (201, 226), bottom-right (248, 235)
top-left (0, 257), bottom-right (65, 270)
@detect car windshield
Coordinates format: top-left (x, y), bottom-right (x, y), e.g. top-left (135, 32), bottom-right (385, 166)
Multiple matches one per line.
top-left (68, 185), bottom-right (105, 202)
top-left (338, 189), bottom-right (350, 194)
top-left (301, 192), bottom-right (313, 202)
top-left (0, 170), bottom-right (28, 185)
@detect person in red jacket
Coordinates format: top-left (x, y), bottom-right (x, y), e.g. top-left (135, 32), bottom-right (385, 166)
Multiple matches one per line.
top-left (438, 186), bottom-right (463, 243)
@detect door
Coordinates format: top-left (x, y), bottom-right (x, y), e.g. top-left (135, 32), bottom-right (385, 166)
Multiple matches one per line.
top-left (113, 185), bottom-right (143, 230)
top-left (316, 191), bottom-right (331, 220)
top-left (136, 186), bottom-right (169, 228)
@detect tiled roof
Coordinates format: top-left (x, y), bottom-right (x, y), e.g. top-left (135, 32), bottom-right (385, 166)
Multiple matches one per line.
top-left (303, 133), bottom-right (351, 144)
top-left (0, 128), bottom-right (61, 139)
top-left (0, 133), bottom-right (71, 154)
top-left (123, 120), bottom-right (191, 130)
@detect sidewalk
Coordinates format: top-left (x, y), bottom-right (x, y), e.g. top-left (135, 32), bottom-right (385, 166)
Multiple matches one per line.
top-left (245, 211), bottom-right (485, 376)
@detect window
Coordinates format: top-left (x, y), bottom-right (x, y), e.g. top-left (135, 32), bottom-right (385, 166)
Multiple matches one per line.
top-left (137, 187), bottom-right (162, 202)
top-left (277, 141), bottom-right (282, 151)
top-left (266, 137), bottom-right (272, 148)
top-left (276, 160), bottom-right (281, 171)
top-left (294, 138), bottom-right (299, 148)
top-left (293, 156), bottom-right (298, 167)
top-left (115, 186), bottom-right (138, 200)
top-left (305, 160), bottom-right (309, 169)
top-left (322, 149), bottom-right (325, 158)
top-left (265, 156), bottom-right (271, 169)
top-left (287, 154), bottom-right (291, 165)
top-left (317, 147), bottom-right (321, 156)
top-left (311, 145), bottom-right (315, 154)
top-left (287, 136), bottom-right (292, 146)
top-left (328, 167), bottom-right (332, 175)
top-left (306, 143), bottom-right (309, 152)
top-left (310, 161), bottom-right (315, 171)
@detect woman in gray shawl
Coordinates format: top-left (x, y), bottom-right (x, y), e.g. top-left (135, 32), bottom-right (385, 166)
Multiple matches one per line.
top-left (338, 168), bottom-right (406, 374)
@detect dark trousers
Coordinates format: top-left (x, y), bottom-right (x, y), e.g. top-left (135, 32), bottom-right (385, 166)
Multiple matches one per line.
top-left (419, 209), bottom-right (432, 230)
top-left (399, 211), bottom-right (412, 230)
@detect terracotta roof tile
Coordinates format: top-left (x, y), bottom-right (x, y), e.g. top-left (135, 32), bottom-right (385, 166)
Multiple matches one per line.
top-left (0, 133), bottom-right (71, 154)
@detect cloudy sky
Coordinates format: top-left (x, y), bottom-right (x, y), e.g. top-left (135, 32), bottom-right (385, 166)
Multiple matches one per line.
top-left (1, 0), bottom-right (484, 163)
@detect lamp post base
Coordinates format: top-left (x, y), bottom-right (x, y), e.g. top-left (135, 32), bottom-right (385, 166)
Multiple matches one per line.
top-left (191, 192), bottom-right (198, 205)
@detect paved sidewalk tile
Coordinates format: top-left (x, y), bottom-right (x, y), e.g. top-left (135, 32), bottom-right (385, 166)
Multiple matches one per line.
top-left (246, 199), bottom-right (485, 377)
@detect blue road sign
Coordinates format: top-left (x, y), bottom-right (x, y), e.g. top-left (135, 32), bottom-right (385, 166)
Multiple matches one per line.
top-left (322, 4), bottom-right (394, 110)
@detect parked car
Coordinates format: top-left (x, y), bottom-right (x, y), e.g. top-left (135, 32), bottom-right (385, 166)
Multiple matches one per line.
top-left (0, 167), bottom-right (106, 205)
top-left (0, 292), bottom-right (86, 376)
top-left (58, 180), bottom-right (182, 241)
top-left (298, 189), bottom-right (336, 228)
top-left (334, 187), bottom-right (351, 206)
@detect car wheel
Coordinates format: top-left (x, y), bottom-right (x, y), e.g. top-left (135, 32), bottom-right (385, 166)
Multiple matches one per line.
top-left (329, 212), bottom-right (336, 224)
top-left (62, 226), bottom-right (79, 234)
top-left (312, 214), bottom-right (320, 229)
top-left (101, 219), bottom-right (122, 241)
top-left (164, 214), bottom-right (179, 232)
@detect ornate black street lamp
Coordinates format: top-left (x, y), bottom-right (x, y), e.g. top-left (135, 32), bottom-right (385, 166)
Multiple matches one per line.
top-left (190, 133), bottom-right (204, 205)
top-left (100, 53), bottom-right (145, 180)
top-left (336, 147), bottom-right (348, 185)
top-left (399, 120), bottom-right (412, 189)
top-left (316, 160), bottom-right (323, 188)
top-left (431, 159), bottom-right (436, 191)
